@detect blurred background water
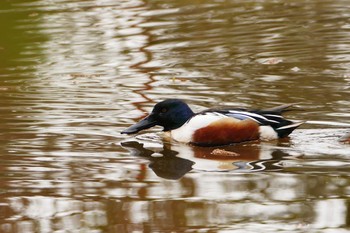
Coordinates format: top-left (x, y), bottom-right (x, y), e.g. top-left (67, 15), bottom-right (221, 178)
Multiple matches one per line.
top-left (0, 0), bottom-right (350, 232)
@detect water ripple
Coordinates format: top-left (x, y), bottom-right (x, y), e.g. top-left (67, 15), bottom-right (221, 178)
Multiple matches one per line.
top-left (1, 1), bottom-right (350, 232)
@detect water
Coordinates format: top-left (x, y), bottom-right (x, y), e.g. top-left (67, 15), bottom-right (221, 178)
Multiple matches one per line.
top-left (0, 0), bottom-right (350, 232)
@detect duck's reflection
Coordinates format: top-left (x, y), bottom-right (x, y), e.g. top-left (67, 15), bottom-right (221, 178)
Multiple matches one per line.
top-left (121, 141), bottom-right (194, 180)
top-left (122, 140), bottom-right (296, 179)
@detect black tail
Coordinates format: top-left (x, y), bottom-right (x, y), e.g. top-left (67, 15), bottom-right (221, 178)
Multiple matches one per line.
top-left (254, 104), bottom-right (305, 138)
top-left (274, 121), bottom-right (304, 138)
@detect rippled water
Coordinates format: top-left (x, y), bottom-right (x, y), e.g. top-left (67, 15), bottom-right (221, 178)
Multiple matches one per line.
top-left (0, 0), bottom-right (350, 232)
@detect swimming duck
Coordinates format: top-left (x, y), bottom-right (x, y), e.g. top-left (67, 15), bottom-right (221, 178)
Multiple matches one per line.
top-left (121, 99), bottom-right (304, 146)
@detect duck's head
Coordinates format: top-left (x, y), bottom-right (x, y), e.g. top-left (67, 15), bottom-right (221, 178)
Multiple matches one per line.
top-left (121, 99), bottom-right (194, 134)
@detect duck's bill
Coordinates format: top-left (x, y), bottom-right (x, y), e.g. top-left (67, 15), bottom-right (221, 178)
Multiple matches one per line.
top-left (121, 115), bottom-right (157, 134)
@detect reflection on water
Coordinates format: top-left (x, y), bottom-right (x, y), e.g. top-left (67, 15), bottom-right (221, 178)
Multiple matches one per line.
top-left (122, 141), bottom-right (195, 180)
top-left (1, 136), bottom-right (350, 232)
top-left (1, 0), bottom-right (350, 232)
top-left (121, 140), bottom-right (290, 179)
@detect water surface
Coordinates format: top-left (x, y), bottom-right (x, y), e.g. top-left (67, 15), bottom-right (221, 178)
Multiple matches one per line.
top-left (0, 0), bottom-right (350, 232)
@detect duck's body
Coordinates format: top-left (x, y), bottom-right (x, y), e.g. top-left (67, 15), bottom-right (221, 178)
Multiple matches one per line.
top-left (122, 99), bottom-right (304, 146)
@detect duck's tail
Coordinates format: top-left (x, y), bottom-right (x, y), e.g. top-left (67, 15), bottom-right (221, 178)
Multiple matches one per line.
top-left (275, 121), bottom-right (305, 138)
top-left (255, 103), bottom-right (305, 138)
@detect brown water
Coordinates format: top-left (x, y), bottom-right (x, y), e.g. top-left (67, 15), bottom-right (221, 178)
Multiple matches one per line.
top-left (0, 0), bottom-right (350, 232)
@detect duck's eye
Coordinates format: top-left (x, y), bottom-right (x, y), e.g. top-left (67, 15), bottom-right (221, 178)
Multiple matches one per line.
top-left (161, 107), bottom-right (168, 113)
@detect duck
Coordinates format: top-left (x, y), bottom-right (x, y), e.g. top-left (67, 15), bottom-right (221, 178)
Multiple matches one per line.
top-left (121, 99), bottom-right (304, 146)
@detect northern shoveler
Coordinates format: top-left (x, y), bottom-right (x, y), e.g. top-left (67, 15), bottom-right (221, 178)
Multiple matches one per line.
top-left (121, 99), bottom-right (304, 146)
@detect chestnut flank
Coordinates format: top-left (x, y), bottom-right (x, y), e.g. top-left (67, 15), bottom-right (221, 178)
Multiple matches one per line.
top-left (192, 118), bottom-right (260, 146)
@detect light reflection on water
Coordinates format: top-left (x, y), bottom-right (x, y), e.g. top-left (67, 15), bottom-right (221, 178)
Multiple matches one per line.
top-left (0, 0), bottom-right (350, 232)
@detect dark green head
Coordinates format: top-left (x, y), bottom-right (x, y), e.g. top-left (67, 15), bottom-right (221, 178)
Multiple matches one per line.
top-left (121, 99), bottom-right (195, 134)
